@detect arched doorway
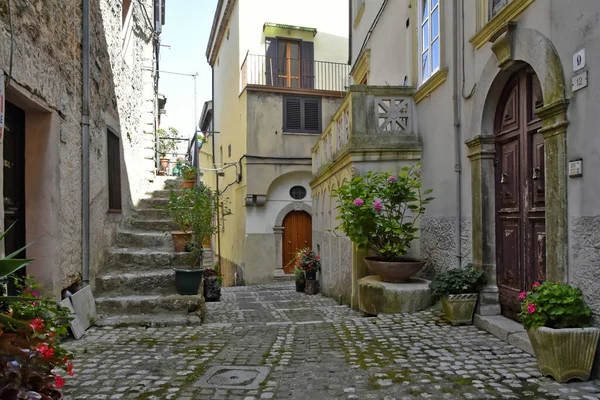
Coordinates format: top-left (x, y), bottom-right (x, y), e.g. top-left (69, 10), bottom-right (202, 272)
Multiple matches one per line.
top-left (495, 67), bottom-right (546, 319)
top-left (282, 211), bottom-right (312, 274)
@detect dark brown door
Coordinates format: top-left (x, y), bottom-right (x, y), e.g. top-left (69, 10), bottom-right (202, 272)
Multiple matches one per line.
top-left (495, 69), bottom-right (546, 318)
top-left (282, 211), bottom-right (312, 274)
top-left (3, 102), bottom-right (26, 294)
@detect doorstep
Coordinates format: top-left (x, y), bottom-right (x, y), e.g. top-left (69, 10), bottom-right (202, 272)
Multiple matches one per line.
top-left (474, 314), bottom-right (534, 356)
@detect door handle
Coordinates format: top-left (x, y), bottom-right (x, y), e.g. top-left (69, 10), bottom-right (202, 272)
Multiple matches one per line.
top-left (532, 167), bottom-right (541, 181)
top-left (501, 173), bottom-right (508, 184)
top-left (288, 241), bottom-right (292, 244)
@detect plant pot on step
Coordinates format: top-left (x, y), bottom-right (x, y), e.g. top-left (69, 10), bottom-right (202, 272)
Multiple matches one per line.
top-left (173, 268), bottom-right (205, 295)
top-left (527, 327), bottom-right (600, 383)
top-left (441, 293), bottom-right (478, 325)
top-left (181, 179), bottom-right (195, 189)
top-left (160, 157), bottom-right (170, 171)
top-left (295, 279), bottom-right (306, 292)
top-left (171, 231), bottom-right (192, 252)
top-left (363, 257), bottom-right (426, 283)
top-left (204, 276), bottom-right (222, 302)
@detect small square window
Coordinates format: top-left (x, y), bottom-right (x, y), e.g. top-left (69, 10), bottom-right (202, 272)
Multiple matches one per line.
top-left (283, 96), bottom-right (321, 134)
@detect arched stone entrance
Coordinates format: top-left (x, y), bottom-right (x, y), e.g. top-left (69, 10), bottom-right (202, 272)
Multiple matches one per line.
top-left (466, 24), bottom-right (569, 316)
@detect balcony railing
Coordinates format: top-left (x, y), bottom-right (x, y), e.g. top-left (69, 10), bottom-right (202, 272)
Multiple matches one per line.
top-left (312, 85), bottom-right (418, 176)
top-left (241, 54), bottom-right (350, 93)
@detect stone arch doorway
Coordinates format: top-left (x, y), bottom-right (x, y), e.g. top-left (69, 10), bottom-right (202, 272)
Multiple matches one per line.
top-left (494, 67), bottom-right (546, 318)
top-left (282, 211), bottom-right (312, 274)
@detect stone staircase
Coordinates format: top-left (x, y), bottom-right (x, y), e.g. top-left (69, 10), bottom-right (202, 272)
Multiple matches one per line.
top-left (94, 178), bottom-right (212, 327)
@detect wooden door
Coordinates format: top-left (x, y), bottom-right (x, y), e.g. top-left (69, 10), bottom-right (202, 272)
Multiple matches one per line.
top-left (282, 211), bottom-right (312, 274)
top-left (3, 102), bottom-right (26, 294)
top-left (495, 69), bottom-right (546, 318)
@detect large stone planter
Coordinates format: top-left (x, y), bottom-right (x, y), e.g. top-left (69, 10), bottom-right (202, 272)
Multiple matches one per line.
top-left (441, 293), bottom-right (478, 325)
top-left (363, 257), bottom-right (426, 283)
top-left (527, 326), bottom-right (600, 383)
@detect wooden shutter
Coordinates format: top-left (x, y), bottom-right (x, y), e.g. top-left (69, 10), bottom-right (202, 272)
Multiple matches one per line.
top-left (284, 97), bottom-right (302, 131)
top-left (265, 37), bottom-right (278, 86)
top-left (107, 130), bottom-right (122, 211)
top-left (304, 98), bottom-right (320, 132)
top-left (301, 41), bottom-right (314, 89)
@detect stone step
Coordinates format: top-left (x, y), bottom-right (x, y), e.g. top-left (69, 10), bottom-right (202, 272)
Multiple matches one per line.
top-left (106, 248), bottom-right (193, 270)
top-left (134, 208), bottom-right (169, 220)
top-left (151, 189), bottom-right (184, 198)
top-left (130, 218), bottom-right (177, 231)
top-left (95, 294), bottom-right (203, 315)
top-left (116, 229), bottom-right (172, 248)
top-left (96, 269), bottom-right (176, 296)
top-left (138, 197), bottom-right (169, 209)
top-left (163, 179), bottom-right (182, 189)
top-left (94, 313), bottom-right (203, 327)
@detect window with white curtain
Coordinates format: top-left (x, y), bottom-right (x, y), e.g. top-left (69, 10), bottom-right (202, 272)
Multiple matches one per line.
top-left (419, 0), bottom-right (441, 84)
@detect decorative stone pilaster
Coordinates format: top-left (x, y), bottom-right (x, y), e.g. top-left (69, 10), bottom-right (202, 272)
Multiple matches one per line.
top-left (466, 135), bottom-right (501, 316)
top-left (536, 99), bottom-right (570, 283)
top-left (273, 226), bottom-right (284, 271)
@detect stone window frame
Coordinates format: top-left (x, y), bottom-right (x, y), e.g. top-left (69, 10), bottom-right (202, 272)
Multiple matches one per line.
top-left (471, 0), bottom-right (535, 49)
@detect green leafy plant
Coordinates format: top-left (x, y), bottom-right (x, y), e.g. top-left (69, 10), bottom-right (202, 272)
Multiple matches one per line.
top-left (519, 281), bottom-right (591, 329)
top-left (157, 126), bottom-right (179, 158)
top-left (293, 267), bottom-right (305, 282)
top-left (181, 164), bottom-right (198, 181)
top-left (332, 164), bottom-right (433, 261)
top-left (429, 264), bottom-right (486, 298)
top-left (292, 248), bottom-right (321, 275)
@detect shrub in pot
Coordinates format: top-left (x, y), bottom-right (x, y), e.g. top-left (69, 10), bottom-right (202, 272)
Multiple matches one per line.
top-left (519, 281), bottom-right (599, 382)
top-left (166, 189), bottom-right (194, 253)
top-left (293, 267), bottom-right (306, 293)
top-left (291, 248), bottom-right (320, 295)
top-left (203, 267), bottom-right (222, 302)
top-left (429, 265), bottom-right (485, 325)
top-left (333, 164), bottom-right (434, 283)
top-left (157, 126), bottom-right (178, 172)
top-left (180, 164), bottom-right (197, 189)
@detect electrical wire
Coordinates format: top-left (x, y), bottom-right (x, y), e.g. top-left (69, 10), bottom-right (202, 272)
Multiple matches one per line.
top-left (7, 0), bottom-right (14, 81)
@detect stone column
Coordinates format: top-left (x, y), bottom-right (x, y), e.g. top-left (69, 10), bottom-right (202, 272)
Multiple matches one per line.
top-left (536, 99), bottom-right (569, 283)
top-left (466, 135), bottom-right (501, 316)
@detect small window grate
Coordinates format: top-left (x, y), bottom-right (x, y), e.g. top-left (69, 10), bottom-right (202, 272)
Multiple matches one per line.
top-left (290, 186), bottom-right (307, 200)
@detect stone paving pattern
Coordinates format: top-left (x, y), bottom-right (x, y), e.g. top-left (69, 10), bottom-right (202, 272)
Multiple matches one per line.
top-left (63, 283), bottom-right (600, 399)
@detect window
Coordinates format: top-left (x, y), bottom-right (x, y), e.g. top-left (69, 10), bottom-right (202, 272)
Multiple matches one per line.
top-left (107, 130), bottom-right (122, 211)
top-left (419, 0), bottom-right (440, 83)
top-left (265, 37), bottom-right (314, 89)
top-left (283, 96), bottom-right (321, 134)
top-left (290, 186), bottom-right (307, 200)
top-left (353, 0), bottom-right (365, 27)
top-left (122, 0), bottom-right (132, 26)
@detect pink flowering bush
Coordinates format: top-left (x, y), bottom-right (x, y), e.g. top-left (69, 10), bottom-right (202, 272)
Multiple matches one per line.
top-left (332, 164), bottom-right (433, 260)
top-left (519, 281), bottom-right (591, 329)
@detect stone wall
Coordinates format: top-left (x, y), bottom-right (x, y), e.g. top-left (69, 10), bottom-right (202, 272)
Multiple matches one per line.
top-left (0, 0), bottom-right (159, 296)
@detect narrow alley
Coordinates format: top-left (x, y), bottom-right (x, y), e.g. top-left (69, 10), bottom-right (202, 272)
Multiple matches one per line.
top-left (63, 283), bottom-right (600, 400)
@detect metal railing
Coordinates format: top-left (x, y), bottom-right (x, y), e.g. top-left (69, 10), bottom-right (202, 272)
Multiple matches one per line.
top-left (241, 54), bottom-right (350, 92)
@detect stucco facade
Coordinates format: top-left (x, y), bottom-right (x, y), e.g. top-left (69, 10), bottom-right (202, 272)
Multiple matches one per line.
top-left (313, 0), bottom-right (600, 326)
top-left (204, 0), bottom-right (349, 285)
top-left (0, 0), bottom-right (163, 297)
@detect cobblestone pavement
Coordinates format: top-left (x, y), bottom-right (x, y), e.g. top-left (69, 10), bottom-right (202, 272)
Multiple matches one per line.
top-left (63, 283), bottom-right (600, 399)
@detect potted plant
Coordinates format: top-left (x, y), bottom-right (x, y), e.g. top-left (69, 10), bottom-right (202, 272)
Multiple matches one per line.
top-left (519, 281), bottom-right (599, 383)
top-left (333, 164), bottom-right (434, 283)
top-left (180, 164), bottom-right (197, 189)
top-left (293, 267), bottom-right (306, 293)
top-left (203, 266), bottom-right (222, 302)
top-left (158, 127), bottom-right (179, 172)
top-left (429, 264), bottom-right (486, 325)
top-left (166, 189), bottom-right (194, 253)
top-left (292, 248), bottom-right (320, 295)
top-left (173, 186), bottom-right (229, 296)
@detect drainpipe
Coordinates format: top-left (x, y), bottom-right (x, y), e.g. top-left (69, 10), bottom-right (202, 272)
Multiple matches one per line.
top-left (212, 68), bottom-right (222, 273)
top-left (348, 0), bottom-right (352, 65)
top-left (82, 0), bottom-right (91, 285)
top-left (452, 0), bottom-right (462, 267)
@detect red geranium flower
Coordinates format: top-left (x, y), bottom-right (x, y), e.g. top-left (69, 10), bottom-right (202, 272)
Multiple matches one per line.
top-left (54, 375), bottom-right (65, 388)
top-left (30, 318), bottom-right (44, 331)
top-left (36, 343), bottom-right (55, 359)
top-left (66, 363), bottom-right (74, 376)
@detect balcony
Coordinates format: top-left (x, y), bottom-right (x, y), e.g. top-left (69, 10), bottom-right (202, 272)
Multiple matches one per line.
top-left (312, 85), bottom-right (420, 177)
top-left (241, 54), bottom-right (350, 93)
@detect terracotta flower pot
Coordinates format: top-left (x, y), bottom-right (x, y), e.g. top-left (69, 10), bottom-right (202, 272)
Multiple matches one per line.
top-left (171, 231), bottom-right (192, 252)
top-left (181, 179), bottom-right (195, 189)
top-left (441, 293), bottom-right (478, 325)
top-left (160, 157), bottom-right (170, 171)
top-left (527, 326), bottom-right (600, 382)
top-left (363, 257), bottom-right (426, 283)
